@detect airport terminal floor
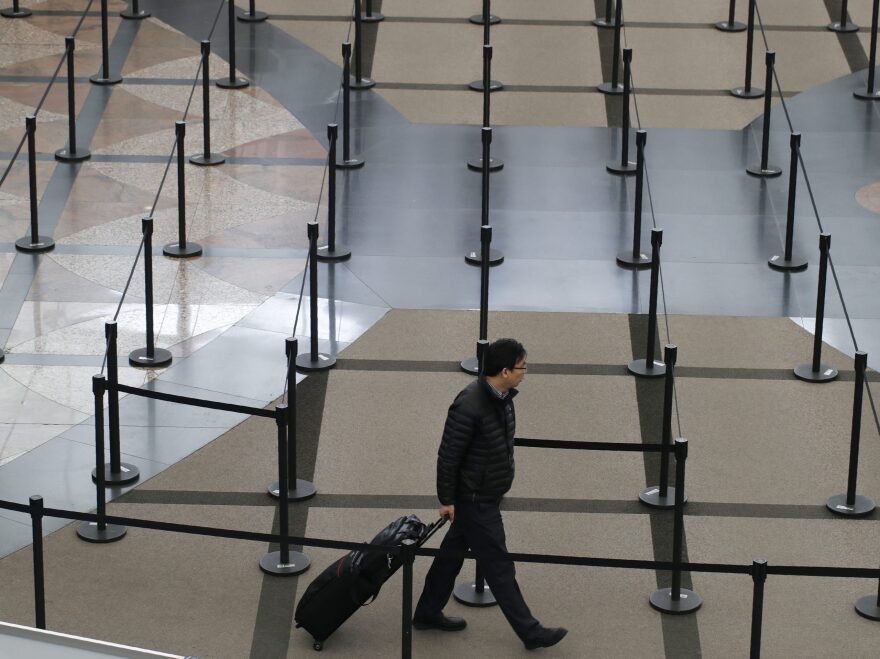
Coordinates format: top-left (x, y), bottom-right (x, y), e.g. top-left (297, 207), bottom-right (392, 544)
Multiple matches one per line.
top-left (1, 0), bottom-right (880, 657)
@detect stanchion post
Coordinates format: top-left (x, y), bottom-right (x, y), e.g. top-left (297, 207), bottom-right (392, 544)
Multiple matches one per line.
top-left (468, 5), bottom-right (503, 92)
top-left (77, 375), bottom-right (127, 543)
top-left (317, 124), bottom-right (351, 262)
top-left (56, 37), bottom-right (91, 163)
top-left (617, 130), bottom-right (650, 267)
top-left (238, 0), bottom-right (268, 23)
top-left (120, 0), bottom-right (150, 20)
top-left (594, 0), bottom-right (617, 28)
top-left (337, 43), bottom-right (364, 169)
top-left (454, 562), bottom-right (497, 606)
top-left (749, 558), bottom-right (768, 658)
top-left (716, 0), bottom-right (746, 32)
top-left (461, 225), bottom-right (492, 375)
top-left (768, 133), bottom-right (807, 271)
top-left (129, 218), bottom-right (173, 367)
top-left (216, 0), bottom-right (249, 89)
top-left (828, 0), bottom-right (858, 32)
top-left (260, 405), bottom-right (311, 576)
top-left (296, 222), bottom-right (337, 372)
top-left (361, 0), bottom-right (384, 23)
top-left (97, 321), bottom-right (139, 486)
top-left (607, 48), bottom-right (636, 175)
top-left (746, 51), bottom-right (782, 177)
top-left (855, 0), bottom-right (880, 99)
top-left (730, 0), bottom-right (763, 98)
top-left (351, 0), bottom-right (376, 89)
top-left (466, 129), bottom-right (504, 266)
top-left (163, 122), bottom-right (203, 257)
top-left (650, 438), bottom-right (702, 614)
top-left (191, 41), bottom-right (225, 166)
top-left (29, 495), bottom-right (45, 630)
top-left (598, 0), bottom-right (624, 95)
top-left (90, 0), bottom-right (122, 85)
top-left (467, 44), bottom-right (504, 171)
top-left (793, 234), bottom-right (838, 382)
top-left (854, 566), bottom-right (880, 620)
top-left (15, 116), bottom-right (55, 253)
top-left (827, 351), bottom-right (876, 517)
top-left (628, 229), bottom-right (667, 378)
top-left (401, 544), bottom-right (415, 659)
top-left (1, 0), bottom-right (32, 18)
top-left (469, 0), bottom-right (500, 26)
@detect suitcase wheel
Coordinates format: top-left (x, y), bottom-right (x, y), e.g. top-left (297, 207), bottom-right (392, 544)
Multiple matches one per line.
top-left (313, 641), bottom-right (323, 651)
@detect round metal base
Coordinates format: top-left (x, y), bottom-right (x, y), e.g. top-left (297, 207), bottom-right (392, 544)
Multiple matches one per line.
top-left (163, 241), bottom-right (203, 257)
top-left (461, 356), bottom-right (480, 375)
top-left (592, 17), bottom-right (618, 28)
top-left (730, 86), bottom-right (764, 99)
top-left (317, 244), bottom-right (352, 262)
top-left (89, 73), bottom-right (122, 86)
top-left (453, 581), bottom-right (497, 607)
top-left (828, 21), bottom-right (858, 33)
top-left (350, 77), bottom-right (376, 90)
top-left (190, 153), bottom-right (226, 166)
top-left (259, 550), bottom-right (310, 576)
top-left (129, 347), bottom-right (173, 368)
top-left (715, 20), bottom-right (746, 32)
top-left (616, 249), bottom-right (651, 268)
top-left (639, 485), bottom-right (684, 510)
top-left (746, 163), bottom-right (782, 178)
top-left (597, 81), bottom-right (624, 95)
top-left (854, 88), bottom-right (880, 101)
top-left (0, 7), bottom-right (31, 17)
top-left (360, 12), bottom-right (384, 22)
top-left (793, 362), bottom-right (838, 383)
top-left (296, 352), bottom-right (336, 372)
top-left (469, 13), bottom-right (500, 25)
top-left (465, 247), bottom-right (504, 266)
top-left (336, 156), bottom-right (364, 169)
top-left (93, 462), bottom-right (140, 486)
top-left (855, 595), bottom-right (880, 621)
top-left (468, 79), bottom-right (503, 92)
top-left (268, 478), bottom-right (317, 502)
top-left (607, 160), bottom-right (637, 175)
top-left (15, 235), bottom-right (55, 253)
top-left (826, 494), bottom-right (876, 517)
top-left (467, 156), bottom-right (504, 172)
top-left (768, 254), bottom-right (808, 272)
top-left (120, 9), bottom-right (150, 19)
top-left (76, 522), bottom-right (127, 543)
top-left (237, 10), bottom-right (268, 22)
top-left (649, 588), bottom-right (702, 614)
top-left (216, 76), bottom-right (250, 89)
top-left (627, 358), bottom-right (666, 378)
top-left (55, 147), bottom-right (91, 163)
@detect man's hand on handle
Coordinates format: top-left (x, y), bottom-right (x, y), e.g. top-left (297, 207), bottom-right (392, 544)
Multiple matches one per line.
top-left (439, 504), bottom-right (455, 523)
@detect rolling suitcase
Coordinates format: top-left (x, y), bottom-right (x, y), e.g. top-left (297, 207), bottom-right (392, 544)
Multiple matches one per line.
top-left (294, 515), bottom-right (446, 651)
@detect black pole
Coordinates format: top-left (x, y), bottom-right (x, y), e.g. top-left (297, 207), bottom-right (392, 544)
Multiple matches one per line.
top-left (715, 0), bottom-right (746, 32)
top-left (466, 128), bottom-right (503, 267)
top-left (594, 0), bottom-right (617, 28)
top-left (216, 0), bottom-right (249, 89)
top-left (191, 41), bottom-right (225, 165)
top-left (401, 545), bottom-right (415, 659)
top-left (238, 0), bottom-right (268, 23)
top-left (56, 37), bottom-right (91, 163)
top-left (855, 0), bottom-right (880, 99)
top-left (453, 559), bottom-right (497, 606)
top-left (296, 222), bottom-right (337, 372)
top-left (318, 124), bottom-right (351, 261)
top-left (794, 234), bottom-right (838, 382)
top-left (90, 0), bottom-right (121, 85)
top-left (351, 0), bottom-right (376, 89)
top-left (164, 122), bottom-right (203, 257)
top-left (461, 228), bottom-right (493, 375)
top-left (829, 0), bottom-right (858, 32)
top-left (617, 130), bottom-right (650, 267)
top-left (730, 0), bottom-right (762, 98)
top-left (749, 559), bottom-right (768, 659)
top-left (854, 561), bottom-right (880, 619)
top-left (598, 0), bottom-right (624, 94)
top-left (768, 133), bottom-right (807, 271)
top-left (101, 321), bottom-right (139, 485)
top-left (121, 0), bottom-right (150, 20)
top-left (1, 0), bottom-right (32, 18)
top-left (468, 13), bottom-right (503, 92)
top-left (337, 42), bottom-right (364, 169)
top-left (15, 116), bottom-right (54, 253)
top-left (627, 229), bottom-right (666, 378)
top-left (607, 48), bottom-right (636, 175)
top-left (29, 495), bottom-right (45, 630)
top-left (639, 344), bottom-right (682, 509)
top-left (361, 0), bottom-right (384, 23)
top-left (129, 218), bottom-right (172, 367)
top-left (467, 45), bottom-right (504, 171)
top-left (746, 51), bottom-right (782, 177)
top-left (469, 0), bottom-right (500, 27)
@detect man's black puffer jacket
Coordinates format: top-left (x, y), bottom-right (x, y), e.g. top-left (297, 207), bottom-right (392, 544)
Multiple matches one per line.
top-left (437, 379), bottom-right (518, 505)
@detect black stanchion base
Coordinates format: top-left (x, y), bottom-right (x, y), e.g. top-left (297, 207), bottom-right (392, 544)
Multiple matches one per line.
top-left (216, 76), bottom-right (250, 89)
top-left (826, 494), bottom-right (876, 517)
top-left (855, 595), bottom-right (880, 621)
top-left (597, 82), bottom-right (624, 95)
top-left (649, 588), bottom-right (702, 615)
top-left (317, 244), bottom-right (352, 262)
top-left (465, 248), bottom-right (504, 266)
top-left (607, 160), bottom-right (637, 175)
top-left (793, 362), bottom-right (839, 383)
top-left (360, 12), bottom-right (384, 22)
top-left (93, 462), bottom-right (140, 486)
top-left (15, 236), bottom-right (55, 253)
top-left (120, 9), bottom-right (150, 19)
top-left (461, 356), bottom-right (480, 375)
top-left (638, 485), bottom-right (684, 510)
top-left (259, 550), bottom-right (311, 576)
top-left (76, 522), bottom-right (127, 543)
top-left (55, 147), bottom-right (91, 163)
top-left (468, 79), bottom-right (503, 92)
top-left (746, 163), bottom-right (782, 178)
top-left (129, 347), bottom-right (173, 368)
top-left (163, 241), bottom-right (204, 258)
top-left (469, 13), bottom-right (501, 25)
top-left (827, 21), bottom-right (859, 33)
top-left (768, 254), bottom-right (808, 272)
top-left (190, 153), bottom-right (227, 166)
top-left (592, 17), bottom-right (618, 28)
top-left (714, 20), bottom-right (746, 32)
top-left (616, 250), bottom-right (651, 268)
top-left (238, 10), bottom-right (268, 22)
top-left (268, 478), bottom-right (317, 502)
top-left (627, 358), bottom-right (666, 378)
top-left (296, 352), bottom-right (337, 372)
top-left (0, 7), bottom-right (31, 17)
top-left (89, 73), bottom-right (122, 86)
top-left (730, 86), bottom-right (764, 99)
top-left (350, 77), bottom-right (376, 90)
top-left (453, 581), bottom-right (497, 607)
top-left (854, 88), bottom-right (880, 101)
top-left (336, 156), bottom-right (365, 169)
top-left (467, 156), bottom-right (503, 172)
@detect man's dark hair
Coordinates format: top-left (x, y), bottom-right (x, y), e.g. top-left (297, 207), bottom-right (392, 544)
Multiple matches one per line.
top-left (482, 338), bottom-right (526, 376)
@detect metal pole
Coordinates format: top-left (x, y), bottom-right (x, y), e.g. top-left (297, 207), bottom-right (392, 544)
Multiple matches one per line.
top-left (669, 438), bottom-right (687, 600)
top-left (343, 44), bottom-right (351, 162)
top-left (26, 116), bottom-right (38, 243)
top-left (1, 0), bottom-right (33, 18)
top-left (238, 0), bottom-right (268, 22)
top-left (286, 338), bottom-right (298, 485)
top-left (749, 559), bottom-right (768, 659)
top-left (479, 225), bottom-right (491, 341)
top-left (645, 229), bottom-right (662, 369)
top-left (276, 406), bottom-right (290, 565)
top-left (401, 546), bottom-right (414, 659)
top-left (100, 0), bottom-right (109, 79)
top-left (106, 322), bottom-right (121, 474)
top-left (29, 495), bottom-right (45, 630)
top-left (176, 121), bottom-right (186, 248)
top-left (351, 0), bottom-right (377, 89)
top-left (811, 234), bottom-right (831, 373)
top-left (144, 219), bottom-right (155, 359)
top-left (308, 223), bottom-right (319, 361)
top-left (731, 0), bottom-right (762, 97)
top-left (121, 0), bottom-right (150, 20)
top-left (829, 0), bottom-right (858, 32)
top-left (598, 1), bottom-right (624, 93)
top-left (94, 375), bottom-right (107, 531)
top-left (56, 37), bottom-right (91, 162)
top-left (328, 124), bottom-right (337, 253)
top-left (617, 130), bottom-right (649, 266)
top-left (481, 127), bottom-right (491, 226)
top-left (783, 134), bottom-right (798, 263)
top-left (621, 49), bottom-right (631, 166)
top-left (658, 345), bottom-right (677, 497)
top-left (482, 44), bottom-right (491, 127)
top-left (845, 352), bottom-right (867, 506)
top-left (855, 0), bottom-right (880, 99)
top-left (217, 0), bottom-right (249, 88)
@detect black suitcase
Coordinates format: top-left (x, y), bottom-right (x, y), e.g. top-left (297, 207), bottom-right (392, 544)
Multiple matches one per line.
top-left (295, 515), bottom-right (446, 651)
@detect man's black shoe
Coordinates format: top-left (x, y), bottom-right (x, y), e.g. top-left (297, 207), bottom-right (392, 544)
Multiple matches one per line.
top-left (524, 626), bottom-right (568, 650)
top-left (412, 614), bottom-right (467, 632)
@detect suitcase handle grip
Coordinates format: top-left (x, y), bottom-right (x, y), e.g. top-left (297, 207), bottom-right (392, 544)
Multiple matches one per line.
top-left (419, 517), bottom-right (448, 546)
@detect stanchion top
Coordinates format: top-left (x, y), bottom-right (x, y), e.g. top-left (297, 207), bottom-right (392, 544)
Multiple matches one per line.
top-left (92, 373), bottom-right (107, 392)
top-left (327, 123), bottom-right (338, 140)
top-left (765, 50), bottom-right (775, 63)
top-left (663, 344), bottom-right (677, 364)
top-left (636, 129), bottom-right (647, 145)
top-left (623, 47), bottom-right (632, 61)
top-left (673, 437), bottom-right (688, 458)
top-left (480, 225), bottom-right (492, 241)
top-left (25, 115), bottom-right (36, 131)
top-left (65, 36), bottom-right (75, 49)
top-left (141, 216), bottom-right (153, 234)
top-left (29, 495), bottom-right (43, 507)
top-left (483, 43), bottom-right (493, 59)
top-left (307, 221), bottom-right (319, 240)
top-left (855, 351), bottom-right (868, 368)
top-left (175, 120), bottom-right (186, 134)
top-left (104, 320), bottom-right (118, 336)
top-left (651, 228), bottom-right (663, 246)
top-left (342, 41), bottom-right (351, 57)
top-left (481, 126), bottom-right (493, 143)
top-left (819, 232), bottom-right (831, 250)
top-left (286, 336), bottom-right (299, 355)
top-left (790, 132), bottom-right (802, 146)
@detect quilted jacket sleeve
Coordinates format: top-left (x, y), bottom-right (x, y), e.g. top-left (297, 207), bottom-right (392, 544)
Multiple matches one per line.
top-left (436, 393), bottom-right (476, 505)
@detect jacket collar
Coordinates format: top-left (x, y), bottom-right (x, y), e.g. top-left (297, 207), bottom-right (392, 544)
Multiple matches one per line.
top-left (478, 377), bottom-right (518, 403)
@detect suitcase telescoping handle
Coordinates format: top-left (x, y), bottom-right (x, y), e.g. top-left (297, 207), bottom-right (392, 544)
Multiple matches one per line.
top-left (418, 516), bottom-right (448, 547)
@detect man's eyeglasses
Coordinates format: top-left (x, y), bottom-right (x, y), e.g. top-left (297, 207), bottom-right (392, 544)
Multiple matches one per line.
top-left (511, 365), bottom-right (528, 371)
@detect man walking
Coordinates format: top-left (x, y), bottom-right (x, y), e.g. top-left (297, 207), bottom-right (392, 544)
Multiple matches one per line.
top-left (412, 338), bottom-right (567, 651)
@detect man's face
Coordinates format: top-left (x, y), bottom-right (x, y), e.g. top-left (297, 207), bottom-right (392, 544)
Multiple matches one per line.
top-left (506, 358), bottom-right (528, 388)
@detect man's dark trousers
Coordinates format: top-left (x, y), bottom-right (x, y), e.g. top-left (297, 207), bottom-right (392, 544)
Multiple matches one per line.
top-left (414, 500), bottom-right (540, 642)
